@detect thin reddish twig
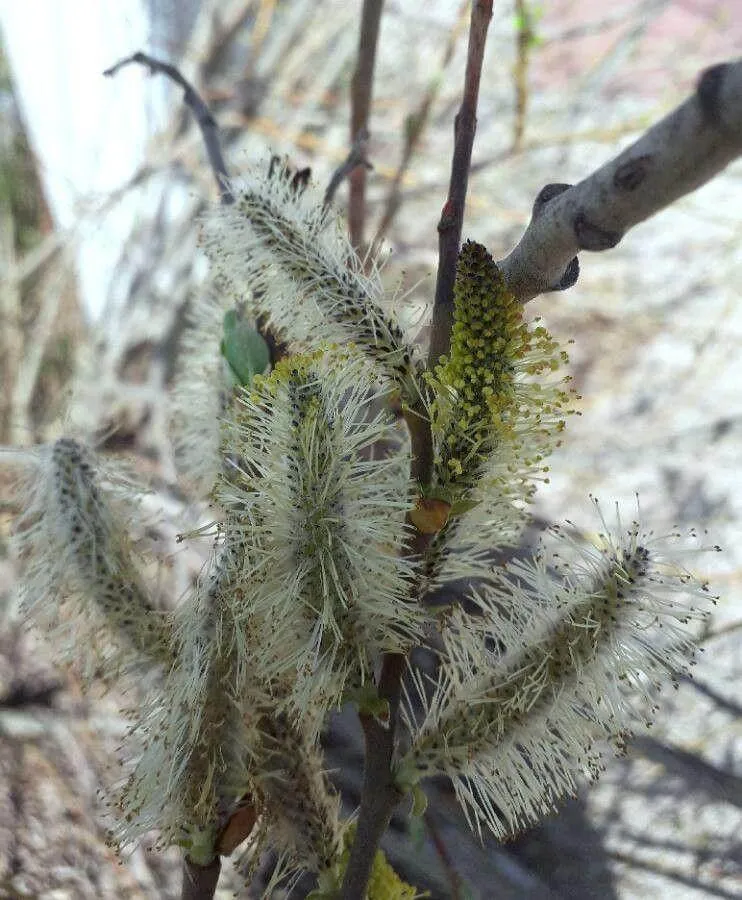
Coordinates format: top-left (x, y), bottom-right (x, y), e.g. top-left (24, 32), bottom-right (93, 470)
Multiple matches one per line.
top-left (348, 0), bottom-right (385, 251)
top-left (428, 0), bottom-right (494, 370)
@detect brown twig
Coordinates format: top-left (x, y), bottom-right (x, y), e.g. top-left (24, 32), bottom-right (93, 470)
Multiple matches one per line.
top-left (342, 9), bottom-right (495, 898)
top-left (340, 407), bottom-right (438, 900)
top-left (428, 0), bottom-right (494, 370)
top-left (180, 856), bottom-right (222, 900)
top-left (348, 0), bottom-right (385, 250)
top-left (498, 58), bottom-right (742, 303)
top-left (404, 1), bottom-right (495, 495)
top-left (324, 128), bottom-right (372, 208)
top-left (104, 52), bottom-right (234, 205)
top-left (340, 652), bottom-right (407, 900)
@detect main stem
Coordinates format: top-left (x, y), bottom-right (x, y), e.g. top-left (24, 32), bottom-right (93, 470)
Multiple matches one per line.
top-left (341, 5), bottom-right (494, 897)
top-left (340, 652), bottom-right (407, 899)
top-left (180, 856), bottom-right (221, 900)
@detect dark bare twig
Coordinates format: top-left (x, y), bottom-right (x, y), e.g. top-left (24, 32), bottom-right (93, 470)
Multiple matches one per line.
top-left (104, 52), bottom-right (234, 205)
top-left (343, 16), bottom-right (496, 895)
top-left (344, 19), bottom-right (409, 890)
top-left (340, 652), bottom-right (407, 900)
top-left (408, 0), bottom-right (494, 495)
top-left (348, 0), bottom-right (385, 250)
top-left (340, 413), bottom-right (440, 897)
top-left (498, 58), bottom-right (742, 303)
top-left (324, 128), bottom-right (372, 208)
top-left (428, 0), bottom-right (494, 370)
top-left (180, 856), bottom-right (221, 900)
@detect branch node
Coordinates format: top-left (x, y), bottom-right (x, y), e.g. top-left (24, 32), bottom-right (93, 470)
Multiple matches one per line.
top-left (532, 182), bottom-right (572, 217)
top-left (613, 155), bottom-right (653, 192)
top-left (573, 212), bottom-right (622, 251)
top-left (437, 200), bottom-right (457, 233)
top-left (548, 256), bottom-right (580, 292)
top-left (324, 128), bottom-right (371, 208)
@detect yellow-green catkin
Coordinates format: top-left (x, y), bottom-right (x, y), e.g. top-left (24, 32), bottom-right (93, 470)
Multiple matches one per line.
top-left (431, 240), bottom-right (571, 503)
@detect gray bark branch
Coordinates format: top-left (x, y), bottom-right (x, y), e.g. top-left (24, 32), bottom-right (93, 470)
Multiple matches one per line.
top-left (499, 59), bottom-right (742, 303)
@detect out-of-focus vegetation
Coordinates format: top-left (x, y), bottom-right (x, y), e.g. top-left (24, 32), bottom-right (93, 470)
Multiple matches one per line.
top-left (0, 47), bottom-right (81, 442)
top-left (0, 49), bottom-right (44, 254)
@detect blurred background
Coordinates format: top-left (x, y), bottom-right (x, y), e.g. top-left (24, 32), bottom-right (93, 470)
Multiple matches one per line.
top-left (0, 1), bottom-right (740, 896)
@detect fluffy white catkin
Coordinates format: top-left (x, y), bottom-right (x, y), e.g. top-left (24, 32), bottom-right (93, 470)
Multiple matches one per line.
top-left (215, 350), bottom-right (424, 722)
top-left (9, 438), bottom-right (171, 679)
top-left (201, 164), bottom-right (424, 402)
top-left (398, 504), bottom-right (717, 839)
top-left (117, 534), bottom-right (342, 873)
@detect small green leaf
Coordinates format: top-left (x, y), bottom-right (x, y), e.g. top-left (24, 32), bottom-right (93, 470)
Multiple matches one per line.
top-left (221, 309), bottom-right (270, 386)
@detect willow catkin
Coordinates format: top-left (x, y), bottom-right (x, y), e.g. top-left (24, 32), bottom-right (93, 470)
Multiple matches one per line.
top-left (11, 437), bottom-right (171, 679)
top-left (398, 503), bottom-right (717, 839)
top-left (201, 164), bottom-right (424, 403)
top-left (216, 350), bottom-right (423, 723)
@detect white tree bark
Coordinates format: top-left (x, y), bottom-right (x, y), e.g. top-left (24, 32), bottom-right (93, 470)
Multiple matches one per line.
top-left (0, 0), bottom-right (199, 323)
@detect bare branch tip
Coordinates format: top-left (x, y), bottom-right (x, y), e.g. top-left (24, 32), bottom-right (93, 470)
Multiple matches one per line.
top-left (696, 62), bottom-right (732, 130)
